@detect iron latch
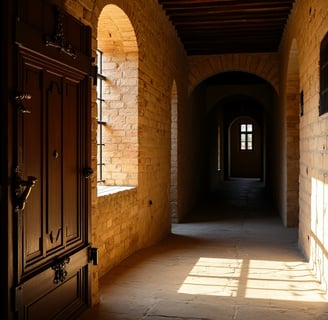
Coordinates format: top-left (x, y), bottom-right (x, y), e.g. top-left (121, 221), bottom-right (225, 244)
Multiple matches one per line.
top-left (89, 247), bottom-right (98, 265)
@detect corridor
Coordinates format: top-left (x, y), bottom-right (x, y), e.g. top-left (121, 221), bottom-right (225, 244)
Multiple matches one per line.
top-left (78, 180), bottom-right (328, 320)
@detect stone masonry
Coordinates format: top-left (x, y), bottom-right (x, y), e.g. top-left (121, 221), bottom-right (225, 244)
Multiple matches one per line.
top-left (64, 0), bottom-right (328, 304)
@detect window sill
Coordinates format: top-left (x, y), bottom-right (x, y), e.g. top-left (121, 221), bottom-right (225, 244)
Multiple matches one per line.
top-left (97, 185), bottom-right (136, 197)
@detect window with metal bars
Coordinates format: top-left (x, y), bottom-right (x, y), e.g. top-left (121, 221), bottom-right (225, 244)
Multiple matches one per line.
top-left (320, 32), bottom-right (328, 116)
top-left (97, 49), bottom-right (107, 183)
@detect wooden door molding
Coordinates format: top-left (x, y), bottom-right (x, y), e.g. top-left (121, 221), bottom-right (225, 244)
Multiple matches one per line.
top-left (15, 0), bottom-right (91, 74)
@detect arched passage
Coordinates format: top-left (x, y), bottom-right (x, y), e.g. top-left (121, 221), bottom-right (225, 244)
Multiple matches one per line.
top-left (203, 72), bottom-right (274, 196)
top-left (188, 53), bottom-right (280, 95)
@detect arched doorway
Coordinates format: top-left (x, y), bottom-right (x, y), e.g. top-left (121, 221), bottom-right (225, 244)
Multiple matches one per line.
top-left (204, 71), bottom-right (272, 193)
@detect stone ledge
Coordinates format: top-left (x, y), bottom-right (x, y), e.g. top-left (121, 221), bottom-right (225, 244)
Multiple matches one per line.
top-left (97, 185), bottom-right (136, 197)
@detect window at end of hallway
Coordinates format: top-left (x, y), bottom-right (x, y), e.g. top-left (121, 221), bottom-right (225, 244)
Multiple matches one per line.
top-left (320, 32), bottom-right (328, 116)
top-left (240, 123), bottom-right (253, 151)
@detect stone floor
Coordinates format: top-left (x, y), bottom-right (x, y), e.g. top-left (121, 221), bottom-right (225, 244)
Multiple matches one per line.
top-left (77, 179), bottom-right (328, 319)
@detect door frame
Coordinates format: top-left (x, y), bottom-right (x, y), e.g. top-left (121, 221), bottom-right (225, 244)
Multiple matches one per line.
top-left (2, 0), bottom-right (16, 319)
top-left (228, 115), bottom-right (263, 179)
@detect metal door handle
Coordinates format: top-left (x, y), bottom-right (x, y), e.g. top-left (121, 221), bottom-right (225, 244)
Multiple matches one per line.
top-left (15, 92), bottom-right (32, 114)
top-left (16, 176), bottom-right (37, 210)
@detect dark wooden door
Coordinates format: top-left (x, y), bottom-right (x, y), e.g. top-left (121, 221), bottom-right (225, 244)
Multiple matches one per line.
top-left (230, 118), bottom-right (262, 178)
top-left (13, 1), bottom-right (92, 319)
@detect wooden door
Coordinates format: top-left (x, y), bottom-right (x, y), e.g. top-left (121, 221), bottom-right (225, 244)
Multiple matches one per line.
top-left (13, 1), bottom-right (93, 319)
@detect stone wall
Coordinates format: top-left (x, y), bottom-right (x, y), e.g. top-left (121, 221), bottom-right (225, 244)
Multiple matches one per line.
top-left (280, 0), bottom-right (328, 293)
top-left (62, 0), bottom-right (328, 304)
top-left (64, 0), bottom-right (189, 304)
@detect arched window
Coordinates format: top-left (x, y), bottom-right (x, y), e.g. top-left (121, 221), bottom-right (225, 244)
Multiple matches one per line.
top-left (97, 5), bottom-right (138, 195)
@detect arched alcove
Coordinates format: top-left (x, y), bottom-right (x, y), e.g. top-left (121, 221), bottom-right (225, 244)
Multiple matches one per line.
top-left (97, 4), bottom-right (138, 191)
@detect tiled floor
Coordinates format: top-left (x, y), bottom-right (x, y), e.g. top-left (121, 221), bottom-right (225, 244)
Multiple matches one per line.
top-left (78, 179), bottom-right (328, 319)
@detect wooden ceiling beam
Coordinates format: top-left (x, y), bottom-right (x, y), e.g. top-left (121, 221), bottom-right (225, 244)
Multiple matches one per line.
top-left (173, 18), bottom-right (286, 26)
top-left (157, 0), bottom-right (295, 55)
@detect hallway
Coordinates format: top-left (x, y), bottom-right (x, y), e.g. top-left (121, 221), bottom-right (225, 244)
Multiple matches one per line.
top-left (78, 180), bottom-right (328, 320)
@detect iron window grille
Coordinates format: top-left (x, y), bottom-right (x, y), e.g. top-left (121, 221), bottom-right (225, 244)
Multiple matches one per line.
top-left (96, 49), bottom-right (106, 183)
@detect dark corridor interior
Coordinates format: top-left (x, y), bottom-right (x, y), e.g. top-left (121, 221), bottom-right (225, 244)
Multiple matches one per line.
top-left (184, 178), bottom-right (276, 223)
top-left (191, 71), bottom-right (276, 222)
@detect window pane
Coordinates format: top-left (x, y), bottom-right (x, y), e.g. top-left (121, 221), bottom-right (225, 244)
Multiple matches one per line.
top-left (240, 133), bottom-right (246, 150)
top-left (247, 133), bottom-right (252, 142)
top-left (240, 124), bottom-right (246, 132)
top-left (247, 142), bottom-right (253, 150)
top-left (247, 124), bottom-right (253, 132)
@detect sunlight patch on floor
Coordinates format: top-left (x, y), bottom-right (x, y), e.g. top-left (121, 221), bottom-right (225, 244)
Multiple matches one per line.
top-left (178, 257), bottom-right (328, 302)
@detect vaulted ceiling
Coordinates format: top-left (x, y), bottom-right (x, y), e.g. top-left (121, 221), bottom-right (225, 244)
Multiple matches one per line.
top-left (157, 0), bottom-right (295, 55)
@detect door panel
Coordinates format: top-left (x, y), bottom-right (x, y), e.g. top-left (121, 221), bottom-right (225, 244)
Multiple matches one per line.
top-left (63, 79), bottom-right (79, 243)
top-left (16, 248), bottom-right (89, 320)
top-left (20, 64), bottom-right (43, 267)
top-left (46, 71), bottom-right (63, 252)
top-left (14, 1), bottom-right (92, 318)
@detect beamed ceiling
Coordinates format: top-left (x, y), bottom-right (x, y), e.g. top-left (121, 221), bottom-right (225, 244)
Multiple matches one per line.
top-left (157, 0), bottom-right (296, 55)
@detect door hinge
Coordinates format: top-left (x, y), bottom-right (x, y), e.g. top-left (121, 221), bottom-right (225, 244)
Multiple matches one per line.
top-left (89, 247), bottom-right (98, 265)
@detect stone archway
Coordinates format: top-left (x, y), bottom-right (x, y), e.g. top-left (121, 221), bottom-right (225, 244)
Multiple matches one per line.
top-left (188, 53), bottom-right (279, 95)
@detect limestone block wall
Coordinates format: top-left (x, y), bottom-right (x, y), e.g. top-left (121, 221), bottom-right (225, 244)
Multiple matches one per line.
top-left (60, 0), bottom-right (328, 304)
top-left (187, 53), bottom-right (280, 94)
top-left (280, 0), bottom-right (328, 293)
top-left (64, 0), bottom-right (189, 304)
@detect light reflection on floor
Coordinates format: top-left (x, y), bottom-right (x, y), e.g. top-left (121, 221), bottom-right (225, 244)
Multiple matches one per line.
top-left (178, 257), bottom-right (328, 302)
